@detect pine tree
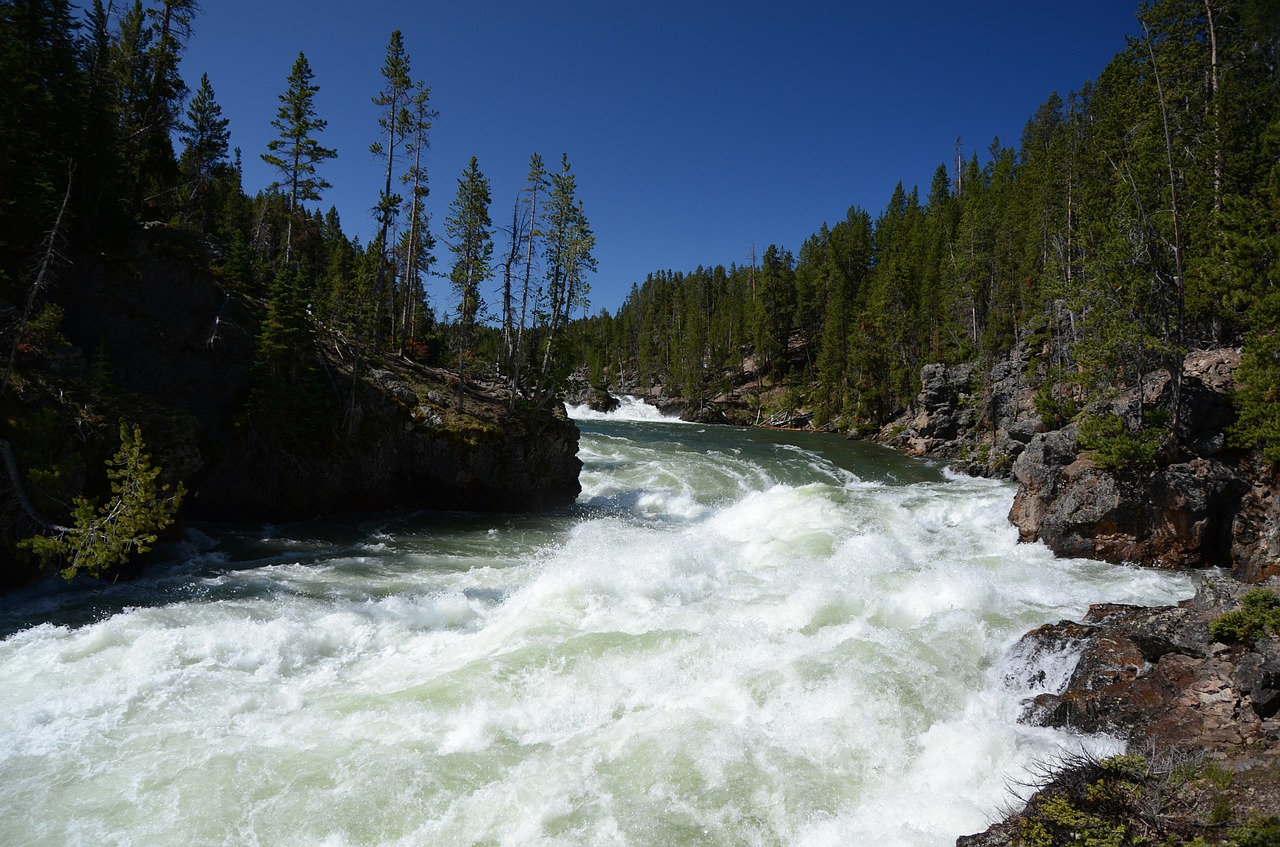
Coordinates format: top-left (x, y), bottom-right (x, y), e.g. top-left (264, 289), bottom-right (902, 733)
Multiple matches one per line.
top-left (251, 264), bottom-right (323, 438)
top-left (134, 0), bottom-right (197, 216)
top-left (0, 0), bottom-right (86, 278)
top-left (20, 422), bottom-right (185, 580)
top-left (512, 152), bottom-right (548, 402)
top-left (370, 30), bottom-right (416, 344)
top-left (177, 72), bottom-right (229, 228)
top-left (536, 154), bottom-right (595, 401)
top-left (261, 52), bottom-right (336, 264)
top-left (753, 244), bottom-right (796, 380)
top-left (445, 156), bottom-right (493, 411)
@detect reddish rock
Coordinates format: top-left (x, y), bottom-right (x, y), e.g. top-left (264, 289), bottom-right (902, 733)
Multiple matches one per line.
top-left (1017, 579), bottom-right (1280, 751)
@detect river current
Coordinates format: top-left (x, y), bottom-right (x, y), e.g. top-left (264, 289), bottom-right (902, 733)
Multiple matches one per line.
top-left (0, 399), bottom-right (1193, 846)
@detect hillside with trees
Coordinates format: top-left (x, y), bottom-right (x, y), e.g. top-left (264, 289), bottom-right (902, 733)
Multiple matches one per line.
top-left (0, 1), bottom-right (589, 586)
top-left (564, 0), bottom-right (1279, 466)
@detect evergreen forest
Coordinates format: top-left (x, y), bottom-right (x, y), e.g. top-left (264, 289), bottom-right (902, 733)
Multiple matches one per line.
top-left (0, 1), bottom-right (593, 408)
top-left (0, 0), bottom-right (593, 577)
top-left (561, 0), bottom-right (1280, 461)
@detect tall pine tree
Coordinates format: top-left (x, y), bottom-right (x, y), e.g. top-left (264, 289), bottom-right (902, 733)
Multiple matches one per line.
top-left (445, 156), bottom-right (493, 411)
top-left (261, 52), bottom-right (336, 264)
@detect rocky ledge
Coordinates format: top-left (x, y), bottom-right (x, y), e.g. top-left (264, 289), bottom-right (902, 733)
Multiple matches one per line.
top-left (2, 227), bottom-right (582, 587)
top-left (960, 576), bottom-right (1280, 845)
top-left (880, 347), bottom-right (1280, 584)
top-left (872, 345), bottom-right (1280, 843)
top-left (191, 360), bottom-right (582, 521)
top-left (1008, 351), bottom-right (1279, 583)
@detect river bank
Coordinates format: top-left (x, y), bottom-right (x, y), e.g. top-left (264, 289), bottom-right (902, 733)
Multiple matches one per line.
top-left (1, 227), bottom-right (582, 589)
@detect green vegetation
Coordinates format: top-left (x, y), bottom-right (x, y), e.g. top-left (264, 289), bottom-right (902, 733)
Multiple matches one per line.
top-left (20, 422), bottom-right (185, 580)
top-left (444, 156), bottom-right (494, 412)
top-left (1077, 410), bottom-right (1170, 472)
top-left (1011, 752), bottom-right (1280, 846)
top-left (1228, 817), bottom-right (1280, 847)
top-left (561, 0), bottom-right (1280, 457)
top-left (0, 2), bottom-right (598, 581)
top-left (1209, 589), bottom-right (1280, 645)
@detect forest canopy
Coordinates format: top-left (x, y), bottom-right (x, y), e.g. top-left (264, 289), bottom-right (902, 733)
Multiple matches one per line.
top-left (560, 0), bottom-right (1279, 460)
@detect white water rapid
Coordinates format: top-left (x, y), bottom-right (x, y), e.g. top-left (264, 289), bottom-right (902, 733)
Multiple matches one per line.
top-left (0, 402), bottom-right (1193, 846)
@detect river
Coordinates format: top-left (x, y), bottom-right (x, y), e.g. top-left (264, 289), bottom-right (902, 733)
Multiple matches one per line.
top-left (0, 400), bottom-right (1193, 846)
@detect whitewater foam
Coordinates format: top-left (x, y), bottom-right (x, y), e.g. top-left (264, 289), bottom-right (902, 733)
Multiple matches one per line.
top-left (566, 394), bottom-right (688, 423)
top-left (0, 418), bottom-right (1193, 847)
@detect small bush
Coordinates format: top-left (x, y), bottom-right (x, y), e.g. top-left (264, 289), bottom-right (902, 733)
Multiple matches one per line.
top-left (1035, 380), bottom-right (1079, 429)
top-left (1209, 590), bottom-right (1280, 645)
top-left (1207, 795), bottom-right (1234, 826)
top-left (1229, 816), bottom-right (1280, 847)
top-left (1078, 411), bottom-right (1166, 471)
top-left (26, 302), bottom-right (68, 349)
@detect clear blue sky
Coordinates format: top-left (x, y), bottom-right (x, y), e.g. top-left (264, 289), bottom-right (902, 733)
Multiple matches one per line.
top-left (178, 0), bottom-right (1143, 315)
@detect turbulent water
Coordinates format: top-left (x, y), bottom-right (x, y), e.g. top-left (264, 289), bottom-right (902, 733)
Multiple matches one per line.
top-left (0, 402), bottom-right (1193, 847)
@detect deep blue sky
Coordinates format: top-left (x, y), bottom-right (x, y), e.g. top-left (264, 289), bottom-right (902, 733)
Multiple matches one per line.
top-left (177, 0), bottom-right (1144, 314)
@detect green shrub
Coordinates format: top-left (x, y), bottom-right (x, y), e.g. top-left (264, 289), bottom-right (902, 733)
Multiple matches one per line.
top-left (1209, 590), bottom-right (1280, 645)
top-left (19, 422), bottom-right (185, 580)
top-left (1229, 816), bottom-right (1280, 847)
top-left (1019, 794), bottom-right (1128, 847)
top-left (26, 302), bottom-right (68, 349)
top-left (1035, 380), bottom-right (1079, 429)
top-left (1078, 411), bottom-right (1166, 471)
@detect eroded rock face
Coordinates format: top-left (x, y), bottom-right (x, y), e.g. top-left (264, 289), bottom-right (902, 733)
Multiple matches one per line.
top-left (1231, 455), bottom-right (1280, 583)
top-left (1010, 444), bottom-right (1244, 570)
top-left (958, 578), bottom-right (1280, 845)
top-left (58, 228), bottom-right (584, 523)
top-left (1003, 350), bottom-right (1280, 578)
top-left (190, 375), bottom-right (582, 521)
top-left (1016, 578), bottom-right (1280, 750)
top-left (879, 362), bottom-right (980, 460)
top-left (882, 346), bottom-right (1279, 579)
top-left (878, 344), bottom-right (1044, 478)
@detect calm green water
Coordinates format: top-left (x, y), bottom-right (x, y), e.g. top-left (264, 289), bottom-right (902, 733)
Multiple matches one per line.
top-left (0, 402), bottom-right (1192, 846)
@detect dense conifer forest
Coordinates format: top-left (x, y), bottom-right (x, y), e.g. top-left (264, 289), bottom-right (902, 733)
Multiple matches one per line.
top-left (560, 0), bottom-right (1279, 461)
top-left (0, 1), bottom-right (594, 397)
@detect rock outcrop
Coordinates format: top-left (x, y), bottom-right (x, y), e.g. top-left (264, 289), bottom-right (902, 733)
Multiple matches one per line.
top-left (958, 577), bottom-right (1280, 845)
top-left (882, 345), bottom-right (1279, 582)
top-left (190, 361), bottom-right (581, 520)
top-left (1007, 351), bottom-right (1278, 580)
top-left (1009, 435), bottom-right (1245, 570)
top-left (15, 226), bottom-right (583, 538)
top-left (878, 341), bottom-right (1043, 477)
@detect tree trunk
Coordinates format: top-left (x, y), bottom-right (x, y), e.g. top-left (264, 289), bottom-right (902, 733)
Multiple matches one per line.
top-left (4, 167), bottom-right (74, 395)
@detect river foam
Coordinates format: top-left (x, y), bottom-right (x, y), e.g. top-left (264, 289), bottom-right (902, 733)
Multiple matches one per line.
top-left (0, 419), bottom-right (1192, 846)
top-left (566, 394), bottom-right (687, 423)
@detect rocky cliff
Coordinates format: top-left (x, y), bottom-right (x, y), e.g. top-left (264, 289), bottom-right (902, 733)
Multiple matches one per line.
top-left (190, 359), bottom-right (582, 521)
top-left (959, 577), bottom-right (1280, 845)
top-left (879, 347), bottom-right (1280, 584)
top-left (874, 347), bottom-right (1280, 844)
top-left (1, 226), bottom-right (581, 584)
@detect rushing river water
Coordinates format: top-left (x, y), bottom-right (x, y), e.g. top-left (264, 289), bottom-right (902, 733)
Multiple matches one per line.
top-left (1, 400), bottom-right (1193, 847)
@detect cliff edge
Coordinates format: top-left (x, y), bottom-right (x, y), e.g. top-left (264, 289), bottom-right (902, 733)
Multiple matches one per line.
top-left (1, 227), bottom-right (581, 586)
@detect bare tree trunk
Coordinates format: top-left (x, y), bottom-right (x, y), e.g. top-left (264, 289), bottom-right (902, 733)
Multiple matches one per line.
top-left (1204, 0), bottom-right (1222, 214)
top-left (4, 166), bottom-right (74, 395)
top-left (501, 194), bottom-right (523, 384)
top-left (0, 439), bottom-right (75, 533)
top-left (1144, 20), bottom-right (1187, 438)
top-left (512, 182), bottom-right (542, 409)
